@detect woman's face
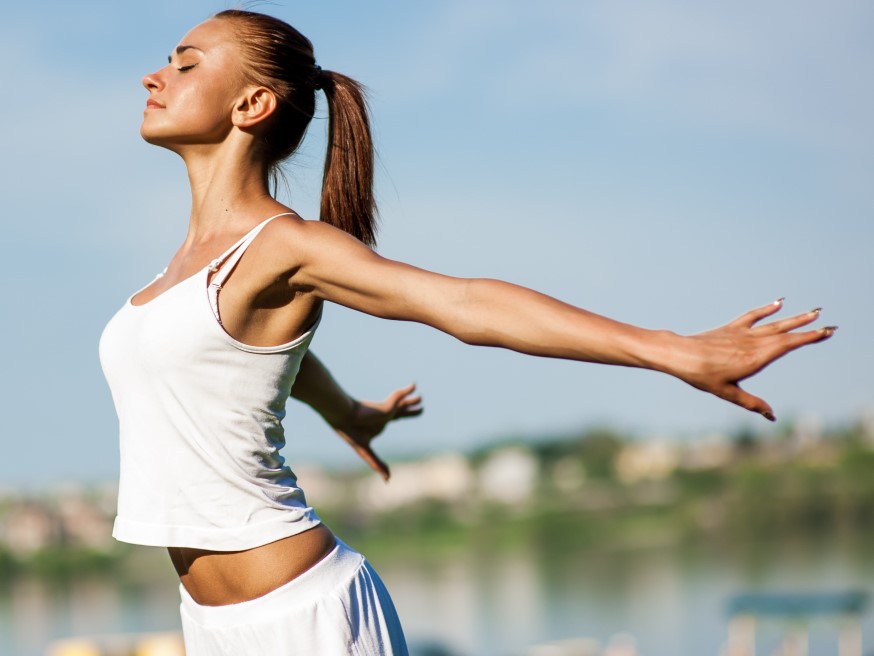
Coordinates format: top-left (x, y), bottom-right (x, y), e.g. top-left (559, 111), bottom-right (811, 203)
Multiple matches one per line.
top-left (140, 19), bottom-right (246, 149)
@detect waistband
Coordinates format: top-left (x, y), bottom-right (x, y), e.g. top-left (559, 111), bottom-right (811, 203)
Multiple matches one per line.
top-left (179, 538), bottom-right (364, 628)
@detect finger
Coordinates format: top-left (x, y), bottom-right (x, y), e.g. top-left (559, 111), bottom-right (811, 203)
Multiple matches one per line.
top-left (358, 446), bottom-right (391, 481)
top-left (722, 384), bottom-right (776, 422)
top-left (729, 298), bottom-right (785, 329)
top-left (394, 383), bottom-right (417, 398)
top-left (399, 394), bottom-right (423, 409)
top-left (386, 383), bottom-right (418, 409)
top-left (389, 392), bottom-right (422, 419)
top-left (770, 325), bottom-right (838, 359)
top-left (732, 328), bottom-right (834, 385)
top-left (754, 308), bottom-right (822, 335)
top-left (394, 405), bottom-right (424, 419)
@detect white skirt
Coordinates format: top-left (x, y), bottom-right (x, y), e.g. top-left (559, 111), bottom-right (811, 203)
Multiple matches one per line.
top-left (179, 539), bottom-right (408, 656)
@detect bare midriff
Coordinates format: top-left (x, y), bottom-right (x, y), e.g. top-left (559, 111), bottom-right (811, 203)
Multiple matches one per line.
top-left (168, 523), bottom-right (337, 606)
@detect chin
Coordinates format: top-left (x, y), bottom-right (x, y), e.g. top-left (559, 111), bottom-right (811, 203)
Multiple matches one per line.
top-left (141, 123), bottom-right (176, 147)
top-left (140, 120), bottom-right (160, 144)
top-left (140, 130), bottom-right (164, 146)
top-left (140, 130), bottom-right (183, 155)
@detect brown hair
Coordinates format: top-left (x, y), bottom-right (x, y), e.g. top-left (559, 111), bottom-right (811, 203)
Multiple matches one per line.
top-left (214, 9), bottom-right (377, 246)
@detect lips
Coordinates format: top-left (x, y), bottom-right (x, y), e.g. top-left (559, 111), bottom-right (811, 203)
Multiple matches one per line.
top-left (146, 99), bottom-right (165, 109)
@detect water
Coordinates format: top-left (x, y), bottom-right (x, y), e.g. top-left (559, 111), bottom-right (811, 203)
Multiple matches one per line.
top-left (2, 536), bottom-right (872, 656)
top-left (378, 535), bottom-right (874, 655)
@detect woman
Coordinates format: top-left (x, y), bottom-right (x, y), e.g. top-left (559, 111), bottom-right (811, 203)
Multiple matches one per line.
top-left (98, 9), bottom-right (834, 656)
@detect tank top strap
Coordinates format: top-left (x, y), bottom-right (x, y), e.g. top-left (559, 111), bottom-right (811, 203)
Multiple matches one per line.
top-left (206, 212), bottom-right (295, 326)
top-left (207, 212), bottom-right (296, 288)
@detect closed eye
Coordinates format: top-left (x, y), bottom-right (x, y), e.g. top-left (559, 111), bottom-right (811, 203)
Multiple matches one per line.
top-left (177, 65), bottom-right (197, 72)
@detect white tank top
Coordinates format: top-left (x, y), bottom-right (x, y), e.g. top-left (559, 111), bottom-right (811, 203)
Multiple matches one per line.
top-left (98, 214), bottom-right (322, 551)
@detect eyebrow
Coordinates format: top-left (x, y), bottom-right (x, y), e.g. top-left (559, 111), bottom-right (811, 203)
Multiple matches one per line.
top-left (167, 45), bottom-right (204, 63)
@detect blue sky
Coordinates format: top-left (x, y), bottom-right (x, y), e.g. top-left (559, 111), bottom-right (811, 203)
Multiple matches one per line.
top-left (1, 1), bottom-right (871, 486)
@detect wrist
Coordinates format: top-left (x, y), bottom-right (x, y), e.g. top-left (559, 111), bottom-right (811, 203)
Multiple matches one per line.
top-left (327, 397), bottom-right (359, 432)
top-left (632, 328), bottom-right (687, 377)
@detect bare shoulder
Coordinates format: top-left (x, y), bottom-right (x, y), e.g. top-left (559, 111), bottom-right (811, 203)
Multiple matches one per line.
top-left (259, 212), bottom-right (379, 266)
top-left (250, 211), bottom-right (461, 321)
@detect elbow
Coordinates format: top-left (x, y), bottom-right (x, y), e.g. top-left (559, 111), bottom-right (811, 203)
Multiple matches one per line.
top-left (443, 278), bottom-right (502, 347)
top-left (454, 330), bottom-right (492, 348)
top-left (404, 277), bottom-right (507, 348)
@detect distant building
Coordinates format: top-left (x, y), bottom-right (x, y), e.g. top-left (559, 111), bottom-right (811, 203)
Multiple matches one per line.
top-left (294, 464), bottom-right (347, 509)
top-left (361, 453), bottom-right (475, 512)
top-left (478, 446), bottom-right (538, 506)
top-left (56, 492), bottom-right (114, 550)
top-left (614, 440), bottom-right (678, 484)
top-left (682, 433), bottom-right (733, 470)
top-left (789, 414), bottom-right (824, 451)
top-left (2, 501), bottom-right (59, 554)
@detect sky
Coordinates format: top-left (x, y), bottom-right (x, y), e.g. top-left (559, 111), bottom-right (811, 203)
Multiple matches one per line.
top-left (1, 0), bottom-right (872, 487)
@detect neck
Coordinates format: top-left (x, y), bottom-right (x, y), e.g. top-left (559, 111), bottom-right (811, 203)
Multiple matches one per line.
top-left (177, 139), bottom-right (277, 242)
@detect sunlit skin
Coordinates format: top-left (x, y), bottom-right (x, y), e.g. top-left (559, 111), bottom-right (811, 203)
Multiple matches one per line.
top-left (139, 19), bottom-right (835, 606)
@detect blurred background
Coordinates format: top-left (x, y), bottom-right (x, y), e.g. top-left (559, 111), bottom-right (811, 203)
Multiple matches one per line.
top-left (1, 0), bottom-right (872, 654)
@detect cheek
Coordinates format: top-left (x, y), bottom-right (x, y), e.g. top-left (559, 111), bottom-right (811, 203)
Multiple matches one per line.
top-left (142, 82), bottom-right (233, 142)
top-left (181, 78), bottom-right (238, 125)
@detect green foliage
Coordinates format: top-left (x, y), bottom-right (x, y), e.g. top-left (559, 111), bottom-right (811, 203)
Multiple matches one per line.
top-left (576, 429), bottom-right (624, 479)
top-left (27, 547), bottom-right (123, 579)
top-left (375, 426), bottom-right (872, 560)
top-left (0, 546), bottom-right (125, 580)
top-left (732, 427), bottom-right (760, 454)
top-left (0, 547), bottom-right (18, 579)
top-left (675, 468), bottom-right (727, 497)
top-left (531, 427), bottom-right (624, 479)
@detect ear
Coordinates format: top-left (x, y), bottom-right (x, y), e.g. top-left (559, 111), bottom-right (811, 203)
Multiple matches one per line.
top-left (231, 86), bottom-right (277, 128)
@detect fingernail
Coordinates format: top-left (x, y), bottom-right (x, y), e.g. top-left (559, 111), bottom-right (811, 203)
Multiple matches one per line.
top-left (810, 307), bottom-right (822, 315)
top-left (773, 297), bottom-right (785, 306)
top-left (761, 410), bottom-right (776, 422)
top-left (821, 325), bottom-right (838, 335)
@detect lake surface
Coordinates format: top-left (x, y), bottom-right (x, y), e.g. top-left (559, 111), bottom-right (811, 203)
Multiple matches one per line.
top-left (2, 535), bottom-right (873, 656)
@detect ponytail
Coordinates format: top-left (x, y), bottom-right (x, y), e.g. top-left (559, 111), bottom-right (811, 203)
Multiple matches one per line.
top-left (318, 71), bottom-right (378, 247)
top-left (214, 10), bottom-right (379, 247)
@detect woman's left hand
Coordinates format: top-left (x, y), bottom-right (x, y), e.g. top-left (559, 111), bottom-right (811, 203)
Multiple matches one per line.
top-left (668, 299), bottom-right (836, 421)
top-left (333, 384), bottom-right (423, 481)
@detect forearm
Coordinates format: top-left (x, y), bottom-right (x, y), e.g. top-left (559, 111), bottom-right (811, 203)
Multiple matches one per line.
top-left (290, 351), bottom-right (356, 429)
top-left (290, 351), bottom-right (422, 480)
top-left (438, 278), bottom-right (681, 374)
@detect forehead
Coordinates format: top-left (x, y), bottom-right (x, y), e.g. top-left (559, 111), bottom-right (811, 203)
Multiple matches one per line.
top-left (175, 18), bottom-right (238, 55)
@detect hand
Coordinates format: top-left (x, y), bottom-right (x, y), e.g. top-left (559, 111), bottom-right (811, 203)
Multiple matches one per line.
top-left (671, 299), bottom-right (836, 421)
top-left (332, 383), bottom-right (423, 481)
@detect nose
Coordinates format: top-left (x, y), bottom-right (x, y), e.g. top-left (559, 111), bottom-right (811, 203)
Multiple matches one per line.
top-left (142, 69), bottom-right (164, 92)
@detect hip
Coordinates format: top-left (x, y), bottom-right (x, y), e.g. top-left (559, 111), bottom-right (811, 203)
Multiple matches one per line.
top-left (169, 523), bottom-right (337, 606)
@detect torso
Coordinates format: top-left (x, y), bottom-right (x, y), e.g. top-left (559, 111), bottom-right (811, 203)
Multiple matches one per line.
top-left (169, 524), bottom-right (337, 605)
top-left (125, 210), bottom-right (330, 605)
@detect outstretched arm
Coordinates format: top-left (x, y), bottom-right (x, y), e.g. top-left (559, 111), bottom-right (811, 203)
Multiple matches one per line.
top-left (285, 220), bottom-right (834, 422)
top-left (290, 351), bottom-right (423, 480)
